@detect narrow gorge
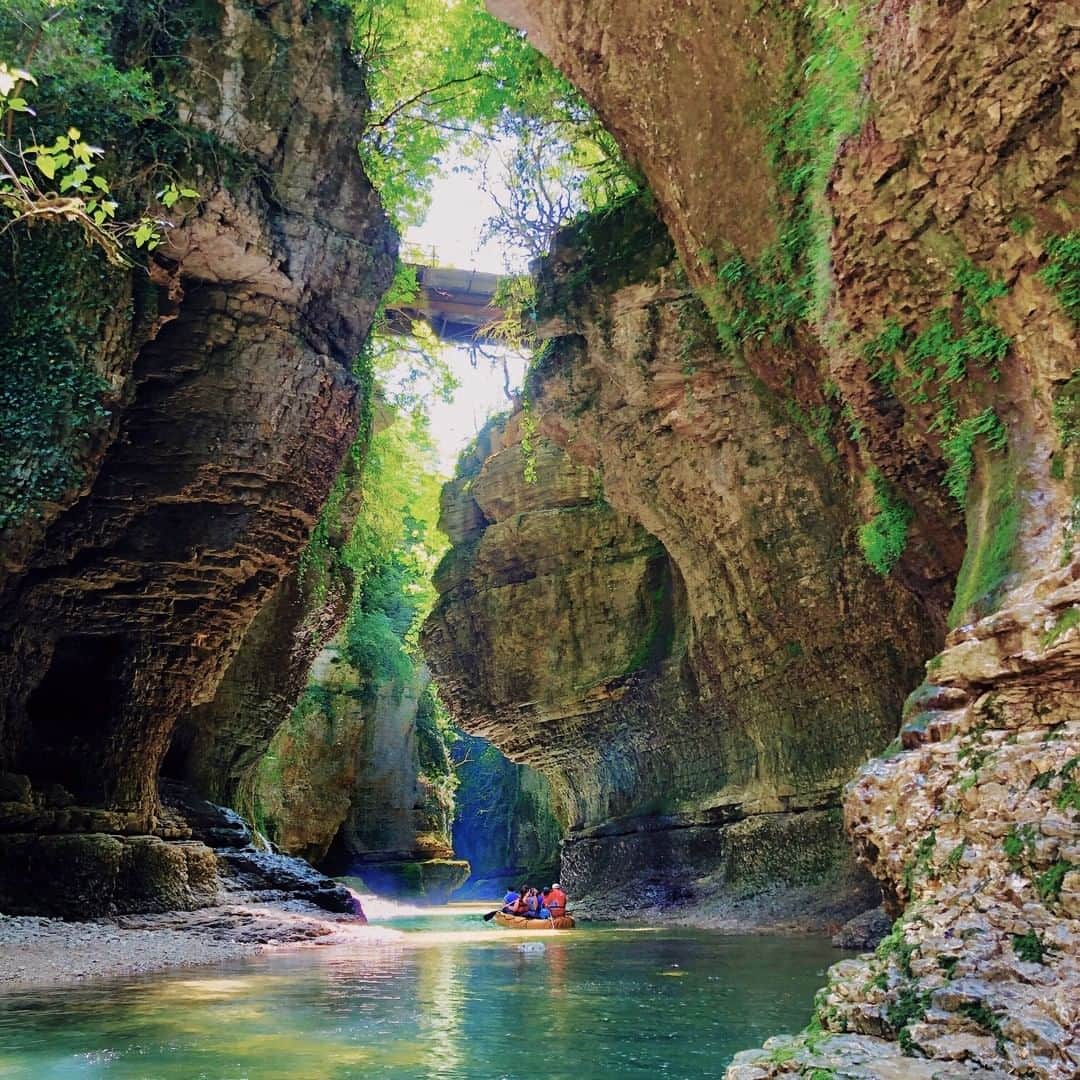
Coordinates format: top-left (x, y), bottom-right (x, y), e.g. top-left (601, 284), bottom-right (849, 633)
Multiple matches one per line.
top-left (0, 0), bottom-right (1076, 1077)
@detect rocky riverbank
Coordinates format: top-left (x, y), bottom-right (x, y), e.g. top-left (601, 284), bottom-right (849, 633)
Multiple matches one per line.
top-left (0, 904), bottom-right (399, 991)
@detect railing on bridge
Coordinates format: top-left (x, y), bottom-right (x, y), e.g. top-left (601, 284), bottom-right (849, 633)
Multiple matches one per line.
top-left (391, 243), bottom-right (508, 344)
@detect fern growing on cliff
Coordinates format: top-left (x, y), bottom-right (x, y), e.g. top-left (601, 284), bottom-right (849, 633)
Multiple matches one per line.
top-left (941, 408), bottom-right (1008, 505)
top-left (1040, 231), bottom-right (1080, 324)
top-left (858, 468), bottom-right (913, 576)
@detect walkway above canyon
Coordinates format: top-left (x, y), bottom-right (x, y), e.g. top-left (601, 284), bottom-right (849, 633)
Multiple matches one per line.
top-left (391, 252), bottom-right (507, 343)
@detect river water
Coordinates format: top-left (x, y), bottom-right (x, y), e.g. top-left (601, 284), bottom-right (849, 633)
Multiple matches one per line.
top-left (0, 903), bottom-right (842, 1078)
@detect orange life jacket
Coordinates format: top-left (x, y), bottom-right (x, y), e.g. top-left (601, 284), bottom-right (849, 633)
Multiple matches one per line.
top-left (548, 887), bottom-right (567, 911)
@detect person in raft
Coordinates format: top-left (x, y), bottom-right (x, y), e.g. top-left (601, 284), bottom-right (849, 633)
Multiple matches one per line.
top-left (501, 883), bottom-right (569, 919)
top-left (547, 883), bottom-right (567, 919)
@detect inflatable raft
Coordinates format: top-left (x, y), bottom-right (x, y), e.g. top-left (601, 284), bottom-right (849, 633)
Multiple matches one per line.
top-left (493, 912), bottom-right (576, 930)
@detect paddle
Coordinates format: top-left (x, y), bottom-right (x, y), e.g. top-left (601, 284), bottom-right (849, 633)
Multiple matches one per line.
top-left (482, 909), bottom-right (500, 921)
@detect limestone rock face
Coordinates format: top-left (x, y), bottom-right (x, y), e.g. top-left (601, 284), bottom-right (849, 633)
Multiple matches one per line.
top-left (423, 240), bottom-right (934, 923)
top-left (486, 0), bottom-right (793, 267)
top-left (486, 0), bottom-right (1078, 1074)
top-left (0, 0), bottom-right (394, 915)
top-left (246, 639), bottom-right (467, 902)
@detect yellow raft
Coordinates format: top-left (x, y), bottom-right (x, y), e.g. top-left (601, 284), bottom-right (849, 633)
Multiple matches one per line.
top-left (493, 911), bottom-right (576, 930)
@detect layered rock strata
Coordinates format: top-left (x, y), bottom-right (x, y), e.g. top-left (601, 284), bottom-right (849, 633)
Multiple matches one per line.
top-left (424, 260), bottom-right (935, 923)
top-left (489, 0), bottom-right (1079, 1074)
top-left (0, 778), bottom-right (361, 920)
top-left (0, 0), bottom-right (394, 916)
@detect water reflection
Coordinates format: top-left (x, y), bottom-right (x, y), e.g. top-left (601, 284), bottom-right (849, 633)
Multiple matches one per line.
top-left (0, 907), bottom-right (843, 1079)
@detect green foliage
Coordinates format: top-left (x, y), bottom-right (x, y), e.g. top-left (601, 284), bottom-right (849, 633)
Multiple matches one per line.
top-left (870, 261), bottom-right (1010, 412)
top-left (0, 2), bottom-right (207, 252)
top-left (374, 288), bottom-right (459, 412)
top-left (519, 400), bottom-right (539, 484)
top-left (340, 407), bottom-right (448, 686)
top-left (902, 829), bottom-right (936, 897)
top-left (1037, 860), bottom-right (1071, 904)
top-left (941, 407), bottom-right (1008, 505)
top-left (905, 263), bottom-right (1010, 395)
top-left (484, 273), bottom-right (541, 352)
top-left (886, 985), bottom-right (931, 1040)
top-left (766, 1046), bottom-right (797, 1065)
top-left (861, 263), bottom-right (1012, 516)
top-left (414, 683), bottom-right (457, 788)
top-left (1040, 231), bottom-right (1080, 323)
top-left (956, 1002), bottom-right (1005, 1052)
top-left (0, 225), bottom-right (118, 529)
top-left (1011, 930), bottom-right (1047, 964)
top-left (948, 454), bottom-right (1019, 627)
top-left (1051, 370), bottom-right (1080, 450)
top-left (864, 319), bottom-right (907, 389)
top-left (1002, 823), bottom-right (1037, 869)
top-left (0, 1), bottom-right (235, 531)
top-left (1042, 606), bottom-right (1079, 650)
top-left (1056, 755), bottom-right (1080, 813)
top-left (859, 467), bottom-right (913, 575)
top-left (876, 922), bottom-right (916, 979)
top-left (781, 397), bottom-right (838, 463)
top-left (352, 0), bottom-right (637, 235)
top-left (702, 0), bottom-right (868, 355)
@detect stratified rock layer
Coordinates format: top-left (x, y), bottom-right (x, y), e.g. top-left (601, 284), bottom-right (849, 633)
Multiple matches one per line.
top-left (424, 247), bottom-right (934, 923)
top-left (0, 0), bottom-right (394, 916)
top-left (487, 0), bottom-right (1079, 1074)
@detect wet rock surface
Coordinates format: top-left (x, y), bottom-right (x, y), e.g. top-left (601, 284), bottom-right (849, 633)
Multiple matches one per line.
top-left (832, 906), bottom-right (892, 951)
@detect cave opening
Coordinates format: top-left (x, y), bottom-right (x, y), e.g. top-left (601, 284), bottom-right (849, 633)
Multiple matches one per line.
top-left (22, 634), bottom-right (130, 803)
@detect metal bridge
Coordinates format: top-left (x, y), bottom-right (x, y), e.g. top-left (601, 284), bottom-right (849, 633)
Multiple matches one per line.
top-left (389, 245), bottom-right (507, 344)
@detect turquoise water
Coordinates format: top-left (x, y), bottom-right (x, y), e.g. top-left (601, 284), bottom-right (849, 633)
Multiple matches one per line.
top-left (0, 905), bottom-right (841, 1079)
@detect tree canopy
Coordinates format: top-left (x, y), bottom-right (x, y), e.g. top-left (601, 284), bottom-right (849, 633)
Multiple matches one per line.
top-left (351, 0), bottom-right (638, 248)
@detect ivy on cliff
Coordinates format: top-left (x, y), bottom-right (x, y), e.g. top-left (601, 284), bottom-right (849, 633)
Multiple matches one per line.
top-left (0, 0), bottom-right (219, 531)
top-left (702, 0), bottom-right (868, 349)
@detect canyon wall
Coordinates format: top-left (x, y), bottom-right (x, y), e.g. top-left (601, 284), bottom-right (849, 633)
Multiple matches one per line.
top-left (423, 221), bottom-right (933, 924)
top-left (452, 734), bottom-right (563, 899)
top-left (478, 0), bottom-right (1078, 1075)
top-left (249, 640), bottom-right (469, 903)
top-left (0, 0), bottom-right (395, 915)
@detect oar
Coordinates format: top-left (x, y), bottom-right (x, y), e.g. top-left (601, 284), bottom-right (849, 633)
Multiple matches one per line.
top-left (482, 909), bottom-right (501, 921)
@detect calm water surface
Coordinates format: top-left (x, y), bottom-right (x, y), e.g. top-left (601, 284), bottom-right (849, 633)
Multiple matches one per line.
top-left (0, 903), bottom-right (841, 1079)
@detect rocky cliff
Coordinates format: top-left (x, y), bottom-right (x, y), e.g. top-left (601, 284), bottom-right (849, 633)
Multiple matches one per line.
top-left (452, 733), bottom-right (563, 899)
top-left (424, 228), bottom-right (933, 925)
top-left (247, 638), bottom-right (469, 903)
top-left (0, 0), bottom-right (395, 916)
top-left (461, 1), bottom-right (1078, 1073)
